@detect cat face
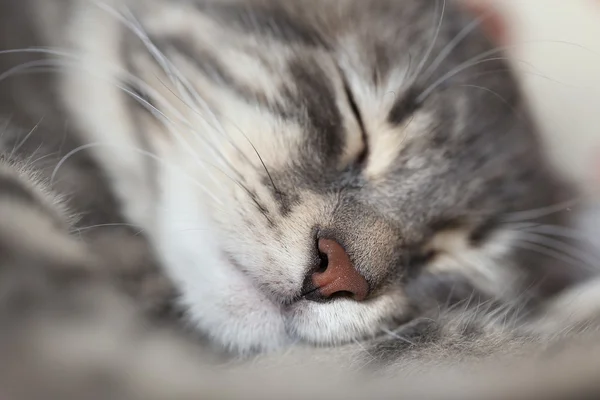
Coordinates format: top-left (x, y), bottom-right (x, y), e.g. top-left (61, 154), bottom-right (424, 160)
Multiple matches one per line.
top-left (62, 0), bottom-right (569, 353)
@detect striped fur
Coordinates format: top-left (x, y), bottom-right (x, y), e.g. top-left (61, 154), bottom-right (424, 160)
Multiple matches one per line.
top-left (34, 0), bottom-right (576, 354)
top-left (0, 0), bottom-right (600, 398)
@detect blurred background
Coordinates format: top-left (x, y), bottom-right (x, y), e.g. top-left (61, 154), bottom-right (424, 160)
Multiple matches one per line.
top-left (473, 0), bottom-right (600, 200)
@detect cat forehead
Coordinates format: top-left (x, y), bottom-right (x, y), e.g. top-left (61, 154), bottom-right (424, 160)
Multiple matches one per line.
top-left (138, 0), bottom-right (496, 128)
top-left (130, 0), bottom-right (550, 218)
top-left (141, 0), bottom-right (460, 75)
top-left (136, 0), bottom-right (481, 155)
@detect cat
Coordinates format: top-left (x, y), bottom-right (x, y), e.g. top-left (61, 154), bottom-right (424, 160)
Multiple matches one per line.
top-left (1, 0), bottom-right (600, 398)
top-left (0, 0), bottom-right (580, 355)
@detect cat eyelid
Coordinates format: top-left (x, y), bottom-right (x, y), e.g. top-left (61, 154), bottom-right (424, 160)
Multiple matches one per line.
top-left (340, 74), bottom-right (369, 165)
top-left (387, 84), bottom-right (425, 127)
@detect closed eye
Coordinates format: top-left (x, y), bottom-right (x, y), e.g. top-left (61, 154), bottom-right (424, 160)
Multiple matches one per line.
top-left (341, 75), bottom-right (369, 166)
top-left (388, 86), bottom-right (423, 126)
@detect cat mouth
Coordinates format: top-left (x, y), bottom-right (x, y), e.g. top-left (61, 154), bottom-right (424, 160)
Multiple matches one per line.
top-left (220, 251), bottom-right (411, 348)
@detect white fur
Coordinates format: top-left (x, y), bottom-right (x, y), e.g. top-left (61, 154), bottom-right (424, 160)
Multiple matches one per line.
top-left (154, 155), bottom-right (289, 352)
top-left (61, 0), bottom-right (156, 230)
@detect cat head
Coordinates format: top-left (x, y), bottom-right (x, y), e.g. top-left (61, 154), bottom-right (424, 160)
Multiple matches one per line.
top-left (61, 0), bottom-right (571, 353)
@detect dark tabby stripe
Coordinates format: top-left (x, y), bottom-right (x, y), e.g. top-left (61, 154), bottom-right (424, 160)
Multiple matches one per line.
top-left (163, 36), bottom-right (272, 108)
top-left (195, 2), bottom-right (326, 47)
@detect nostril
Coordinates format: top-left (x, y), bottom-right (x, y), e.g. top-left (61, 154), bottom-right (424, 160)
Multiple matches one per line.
top-left (305, 238), bottom-right (369, 302)
top-left (317, 251), bottom-right (328, 273)
top-left (329, 291), bottom-right (354, 300)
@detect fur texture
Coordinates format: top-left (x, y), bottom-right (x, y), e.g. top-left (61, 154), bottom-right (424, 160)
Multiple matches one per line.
top-left (0, 0), bottom-right (576, 354)
top-left (1, 0), bottom-right (600, 398)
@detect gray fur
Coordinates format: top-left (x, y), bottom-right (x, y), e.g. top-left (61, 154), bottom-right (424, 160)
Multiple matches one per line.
top-left (0, 0), bottom-right (598, 397)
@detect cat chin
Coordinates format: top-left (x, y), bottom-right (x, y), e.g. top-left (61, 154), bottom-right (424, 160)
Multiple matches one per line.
top-left (286, 291), bottom-right (410, 345)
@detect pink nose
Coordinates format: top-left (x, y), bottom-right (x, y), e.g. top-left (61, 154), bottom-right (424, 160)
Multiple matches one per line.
top-left (311, 238), bottom-right (369, 301)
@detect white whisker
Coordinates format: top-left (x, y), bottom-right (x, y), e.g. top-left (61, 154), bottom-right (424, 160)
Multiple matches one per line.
top-left (503, 198), bottom-right (580, 223)
top-left (3, 58), bottom-right (257, 213)
top-left (458, 84), bottom-right (519, 116)
top-left (514, 231), bottom-right (599, 270)
top-left (518, 223), bottom-right (597, 245)
top-left (9, 117), bottom-right (44, 159)
top-left (92, 3), bottom-right (250, 180)
top-left (408, 0), bottom-right (446, 84)
top-left (73, 222), bottom-right (146, 235)
top-left (420, 14), bottom-right (483, 82)
top-left (51, 142), bottom-right (225, 206)
top-left (511, 241), bottom-right (591, 272)
top-left (0, 49), bottom-right (238, 188)
top-left (100, 3), bottom-right (228, 136)
top-left (418, 56), bottom-right (532, 103)
top-left (352, 338), bottom-right (376, 361)
top-left (381, 327), bottom-right (416, 346)
top-left (416, 36), bottom-right (592, 103)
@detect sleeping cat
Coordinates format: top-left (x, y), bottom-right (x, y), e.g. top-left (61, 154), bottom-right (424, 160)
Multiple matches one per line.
top-left (1, 0), bottom-right (600, 398)
top-left (0, 0), bottom-right (578, 355)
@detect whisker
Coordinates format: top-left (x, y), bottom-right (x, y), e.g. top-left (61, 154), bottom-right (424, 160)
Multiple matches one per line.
top-left (503, 198), bottom-right (580, 223)
top-left (89, 2), bottom-right (238, 177)
top-left (152, 51), bottom-right (283, 195)
top-left (381, 327), bottom-right (416, 346)
top-left (0, 57), bottom-right (61, 83)
top-left (9, 116), bottom-right (44, 159)
top-left (109, 4), bottom-right (229, 137)
top-left (511, 241), bottom-right (591, 272)
top-left (457, 84), bottom-right (520, 116)
top-left (462, 67), bottom-right (580, 88)
top-left (514, 231), bottom-right (599, 270)
top-left (151, 77), bottom-right (242, 177)
top-left (442, 281), bottom-right (457, 310)
top-left (415, 34), bottom-right (599, 103)
top-left (517, 223), bottom-right (598, 246)
top-left (102, 4), bottom-right (256, 190)
top-left (408, 0), bottom-right (446, 84)
top-left (0, 50), bottom-right (266, 219)
top-left (26, 149), bottom-right (60, 166)
top-left (449, 251), bottom-right (513, 294)
top-left (73, 222), bottom-right (146, 234)
top-left (351, 338), bottom-right (377, 365)
top-left (417, 56), bottom-right (537, 103)
top-left (51, 142), bottom-right (224, 206)
top-left (51, 139), bottom-right (260, 219)
top-left (0, 50), bottom-right (200, 134)
top-left (244, 137), bottom-right (282, 202)
top-left (420, 12), bottom-right (484, 83)
top-left (0, 49), bottom-right (237, 188)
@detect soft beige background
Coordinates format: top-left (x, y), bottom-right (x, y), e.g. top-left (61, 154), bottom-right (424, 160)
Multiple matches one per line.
top-left (475, 0), bottom-right (600, 198)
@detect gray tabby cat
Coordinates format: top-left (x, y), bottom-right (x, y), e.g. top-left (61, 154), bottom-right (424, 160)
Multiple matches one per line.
top-left (0, 0), bottom-right (599, 398)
